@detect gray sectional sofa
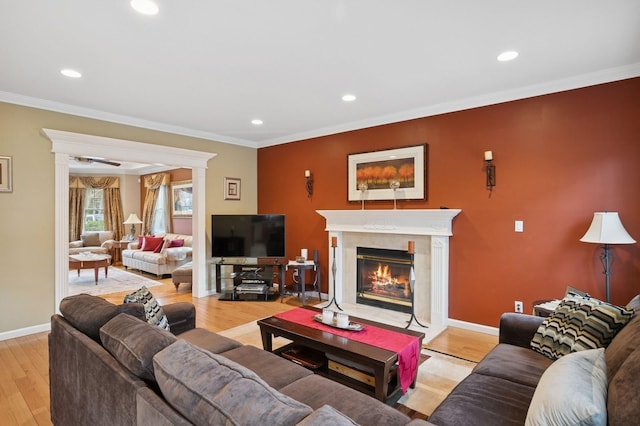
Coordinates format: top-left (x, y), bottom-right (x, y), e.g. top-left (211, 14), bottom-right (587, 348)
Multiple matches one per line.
top-left (49, 294), bottom-right (426, 425)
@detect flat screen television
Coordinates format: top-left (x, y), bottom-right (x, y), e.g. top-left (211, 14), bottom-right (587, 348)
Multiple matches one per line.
top-left (211, 214), bottom-right (286, 258)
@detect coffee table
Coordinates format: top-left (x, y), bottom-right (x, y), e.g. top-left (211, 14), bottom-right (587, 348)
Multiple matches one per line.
top-left (69, 254), bottom-right (112, 285)
top-left (257, 306), bottom-right (424, 402)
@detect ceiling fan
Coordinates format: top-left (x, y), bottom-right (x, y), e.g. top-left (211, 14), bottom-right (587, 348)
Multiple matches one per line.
top-left (72, 156), bottom-right (121, 167)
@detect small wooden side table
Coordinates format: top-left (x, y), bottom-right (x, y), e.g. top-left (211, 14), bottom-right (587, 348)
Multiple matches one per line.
top-left (532, 299), bottom-right (561, 317)
top-left (111, 240), bottom-right (130, 265)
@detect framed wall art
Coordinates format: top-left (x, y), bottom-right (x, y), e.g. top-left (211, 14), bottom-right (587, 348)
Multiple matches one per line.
top-left (347, 144), bottom-right (427, 201)
top-left (0, 156), bottom-right (12, 193)
top-left (171, 180), bottom-right (193, 217)
top-left (224, 177), bottom-right (241, 200)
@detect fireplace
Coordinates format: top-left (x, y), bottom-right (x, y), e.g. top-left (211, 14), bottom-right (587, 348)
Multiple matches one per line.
top-left (317, 209), bottom-right (461, 329)
top-left (356, 247), bottom-right (412, 313)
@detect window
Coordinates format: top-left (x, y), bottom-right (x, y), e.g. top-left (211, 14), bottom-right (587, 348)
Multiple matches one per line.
top-left (150, 184), bottom-right (170, 235)
top-left (83, 188), bottom-right (104, 232)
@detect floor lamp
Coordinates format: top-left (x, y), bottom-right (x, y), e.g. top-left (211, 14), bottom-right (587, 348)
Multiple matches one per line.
top-left (580, 212), bottom-right (635, 303)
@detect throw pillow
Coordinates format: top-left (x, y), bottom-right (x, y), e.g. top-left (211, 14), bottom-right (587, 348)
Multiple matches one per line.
top-left (81, 232), bottom-right (100, 247)
top-left (153, 340), bottom-right (313, 426)
top-left (123, 286), bottom-right (170, 331)
top-left (59, 294), bottom-right (146, 341)
top-left (100, 313), bottom-right (177, 382)
top-left (525, 348), bottom-right (607, 426)
top-left (531, 296), bottom-right (634, 359)
top-left (168, 239), bottom-right (184, 248)
top-left (141, 236), bottom-right (164, 252)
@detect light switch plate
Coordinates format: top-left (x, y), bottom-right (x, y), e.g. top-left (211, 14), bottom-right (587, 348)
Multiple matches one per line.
top-left (515, 220), bottom-right (524, 232)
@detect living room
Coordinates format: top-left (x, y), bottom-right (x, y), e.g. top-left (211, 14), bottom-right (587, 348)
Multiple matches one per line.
top-left (1, 2), bottom-right (640, 424)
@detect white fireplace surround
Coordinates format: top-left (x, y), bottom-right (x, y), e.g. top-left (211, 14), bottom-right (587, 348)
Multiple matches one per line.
top-left (317, 209), bottom-right (461, 329)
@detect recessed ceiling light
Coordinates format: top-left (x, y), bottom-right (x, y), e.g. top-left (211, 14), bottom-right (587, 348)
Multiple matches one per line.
top-left (497, 51), bottom-right (519, 62)
top-left (342, 94), bottom-right (356, 102)
top-left (60, 69), bottom-right (82, 78)
top-left (251, 119), bottom-right (263, 125)
top-left (131, 0), bottom-right (159, 15)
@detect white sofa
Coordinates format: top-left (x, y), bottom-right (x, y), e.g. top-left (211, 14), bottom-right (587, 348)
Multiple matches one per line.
top-left (69, 231), bottom-right (114, 255)
top-left (122, 233), bottom-right (192, 277)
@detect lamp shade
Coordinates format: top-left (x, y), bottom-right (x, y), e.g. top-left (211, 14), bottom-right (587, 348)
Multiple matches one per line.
top-left (123, 213), bottom-right (143, 225)
top-left (580, 212), bottom-right (636, 244)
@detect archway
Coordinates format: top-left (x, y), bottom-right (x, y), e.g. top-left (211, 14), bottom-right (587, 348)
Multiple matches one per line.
top-left (44, 129), bottom-right (216, 311)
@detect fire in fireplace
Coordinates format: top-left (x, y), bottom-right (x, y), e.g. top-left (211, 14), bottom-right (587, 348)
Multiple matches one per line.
top-left (356, 247), bottom-right (412, 313)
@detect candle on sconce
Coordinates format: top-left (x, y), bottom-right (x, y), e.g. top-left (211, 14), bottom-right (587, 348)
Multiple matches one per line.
top-left (305, 170), bottom-right (311, 178)
top-left (484, 151), bottom-right (493, 161)
top-left (408, 240), bottom-right (415, 254)
top-left (331, 236), bottom-right (337, 247)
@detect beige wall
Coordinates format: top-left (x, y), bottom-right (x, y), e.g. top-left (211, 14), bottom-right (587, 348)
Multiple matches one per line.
top-left (0, 102), bottom-right (257, 335)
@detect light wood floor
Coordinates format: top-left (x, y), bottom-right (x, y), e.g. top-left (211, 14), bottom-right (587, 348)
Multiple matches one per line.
top-left (0, 271), bottom-right (497, 426)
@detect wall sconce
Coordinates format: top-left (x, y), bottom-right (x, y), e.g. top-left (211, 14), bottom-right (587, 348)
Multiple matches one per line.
top-left (305, 170), bottom-right (313, 198)
top-left (484, 151), bottom-right (496, 194)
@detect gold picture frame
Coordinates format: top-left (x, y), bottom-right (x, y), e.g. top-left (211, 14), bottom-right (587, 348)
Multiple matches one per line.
top-left (224, 177), bottom-right (241, 200)
top-left (0, 156), bottom-right (13, 193)
top-left (347, 144), bottom-right (427, 201)
top-left (171, 180), bottom-right (193, 217)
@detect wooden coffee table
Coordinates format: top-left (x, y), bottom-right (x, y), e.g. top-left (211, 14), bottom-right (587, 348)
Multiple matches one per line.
top-left (257, 306), bottom-right (424, 402)
top-left (69, 254), bottom-right (112, 285)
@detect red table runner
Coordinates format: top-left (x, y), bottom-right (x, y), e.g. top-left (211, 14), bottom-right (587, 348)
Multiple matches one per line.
top-left (274, 308), bottom-right (420, 394)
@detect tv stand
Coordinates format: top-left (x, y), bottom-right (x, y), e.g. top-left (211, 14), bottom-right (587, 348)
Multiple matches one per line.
top-left (215, 259), bottom-right (286, 302)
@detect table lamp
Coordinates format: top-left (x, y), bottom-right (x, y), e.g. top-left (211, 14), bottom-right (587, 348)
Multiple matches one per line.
top-left (123, 213), bottom-right (143, 241)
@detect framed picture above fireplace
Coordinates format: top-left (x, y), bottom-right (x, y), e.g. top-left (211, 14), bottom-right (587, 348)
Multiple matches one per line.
top-left (347, 144), bottom-right (427, 201)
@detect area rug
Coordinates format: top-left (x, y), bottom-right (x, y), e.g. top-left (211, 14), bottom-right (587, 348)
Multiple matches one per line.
top-left (68, 267), bottom-right (162, 297)
top-left (218, 320), bottom-right (475, 417)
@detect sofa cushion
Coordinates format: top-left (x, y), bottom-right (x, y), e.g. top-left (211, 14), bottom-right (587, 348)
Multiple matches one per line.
top-left (100, 313), bottom-right (177, 382)
top-left (428, 373), bottom-right (535, 426)
top-left (605, 310), bottom-right (640, 380)
top-left (221, 345), bottom-right (313, 390)
top-left (153, 340), bottom-right (313, 426)
top-left (525, 348), bottom-right (607, 426)
top-left (297, 405), bottom-right (359, 426)
top-left (59, 294), bottom-right (146, 341)
top-left (280, 374), bottom-right (412, 426)
top-left (530, 296), bottom-right (634, 359)
top-left (472, 343), bottom-right (553, 388)
top-left (607, 346), bottom-right (640, 425)
top-left (178, 327), bottom-right (242, 354)
top-left (123, 286), bottom-right (170, 331)
top-left (81, 232), bottom-right (101, 247)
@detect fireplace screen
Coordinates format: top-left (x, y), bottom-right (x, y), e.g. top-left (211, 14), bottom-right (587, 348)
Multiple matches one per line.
top-left (356, 247), bottom-right (412, 313)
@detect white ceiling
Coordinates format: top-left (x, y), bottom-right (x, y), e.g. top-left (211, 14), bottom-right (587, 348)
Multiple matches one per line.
top-left (1, 1), bottom-right (640, 149)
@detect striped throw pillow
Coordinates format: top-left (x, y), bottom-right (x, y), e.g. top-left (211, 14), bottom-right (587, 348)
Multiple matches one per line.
top-left (531, 296), bottom-right (633, 359)
top-left (123, 286), bottom-right (170, 331)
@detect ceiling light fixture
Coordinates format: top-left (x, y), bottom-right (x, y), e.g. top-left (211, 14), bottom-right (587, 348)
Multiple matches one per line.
top-left (497, 51), bottom-right (519, 62)
top-left (342, 94), bottom-right (356, 102)
top-left (60, 69), bottom-right (82, 78)
top-left (251, 119), bottom-right (263, 125)
top-left (130, 0), bottom-right (159, 15)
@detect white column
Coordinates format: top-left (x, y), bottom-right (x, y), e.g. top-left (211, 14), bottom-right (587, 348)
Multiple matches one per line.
top-left (430, 236), bottom-right (449, 327)
top-left (54, 153), bottom-right (70, 313)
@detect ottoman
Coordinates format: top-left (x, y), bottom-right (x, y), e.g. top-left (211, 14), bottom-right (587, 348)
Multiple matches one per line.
top-left (171, 261), bottom-right (192, 291)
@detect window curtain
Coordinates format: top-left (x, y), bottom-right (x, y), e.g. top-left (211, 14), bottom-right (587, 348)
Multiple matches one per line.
top-left (150, 184), bottom-right (171, 235)
top-left (77, 176), bottom-right (124, 240)
top-left (69, 177), bottom-right (85, 241)
top-left (142, 173), bottom-right (170, 235)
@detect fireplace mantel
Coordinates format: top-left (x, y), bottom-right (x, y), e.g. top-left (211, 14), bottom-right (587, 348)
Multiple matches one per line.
top-left (316, 209), bottom-right (461, 330)
top-left (316, 209), bottom-right (461, 236)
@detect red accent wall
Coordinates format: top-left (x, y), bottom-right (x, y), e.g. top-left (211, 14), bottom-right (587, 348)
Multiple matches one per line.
top-left (258, 78), bottom-right (640, 327)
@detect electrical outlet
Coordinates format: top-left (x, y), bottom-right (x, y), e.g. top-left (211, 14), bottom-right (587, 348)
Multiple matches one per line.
top-left (514, 301), bottom-right (523, 313)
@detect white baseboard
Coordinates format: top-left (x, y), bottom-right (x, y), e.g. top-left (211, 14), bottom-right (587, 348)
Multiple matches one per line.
top-left (447, 318), bottom-right (499, 336)
top-left (0, 323), bottom-right (51, 341)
